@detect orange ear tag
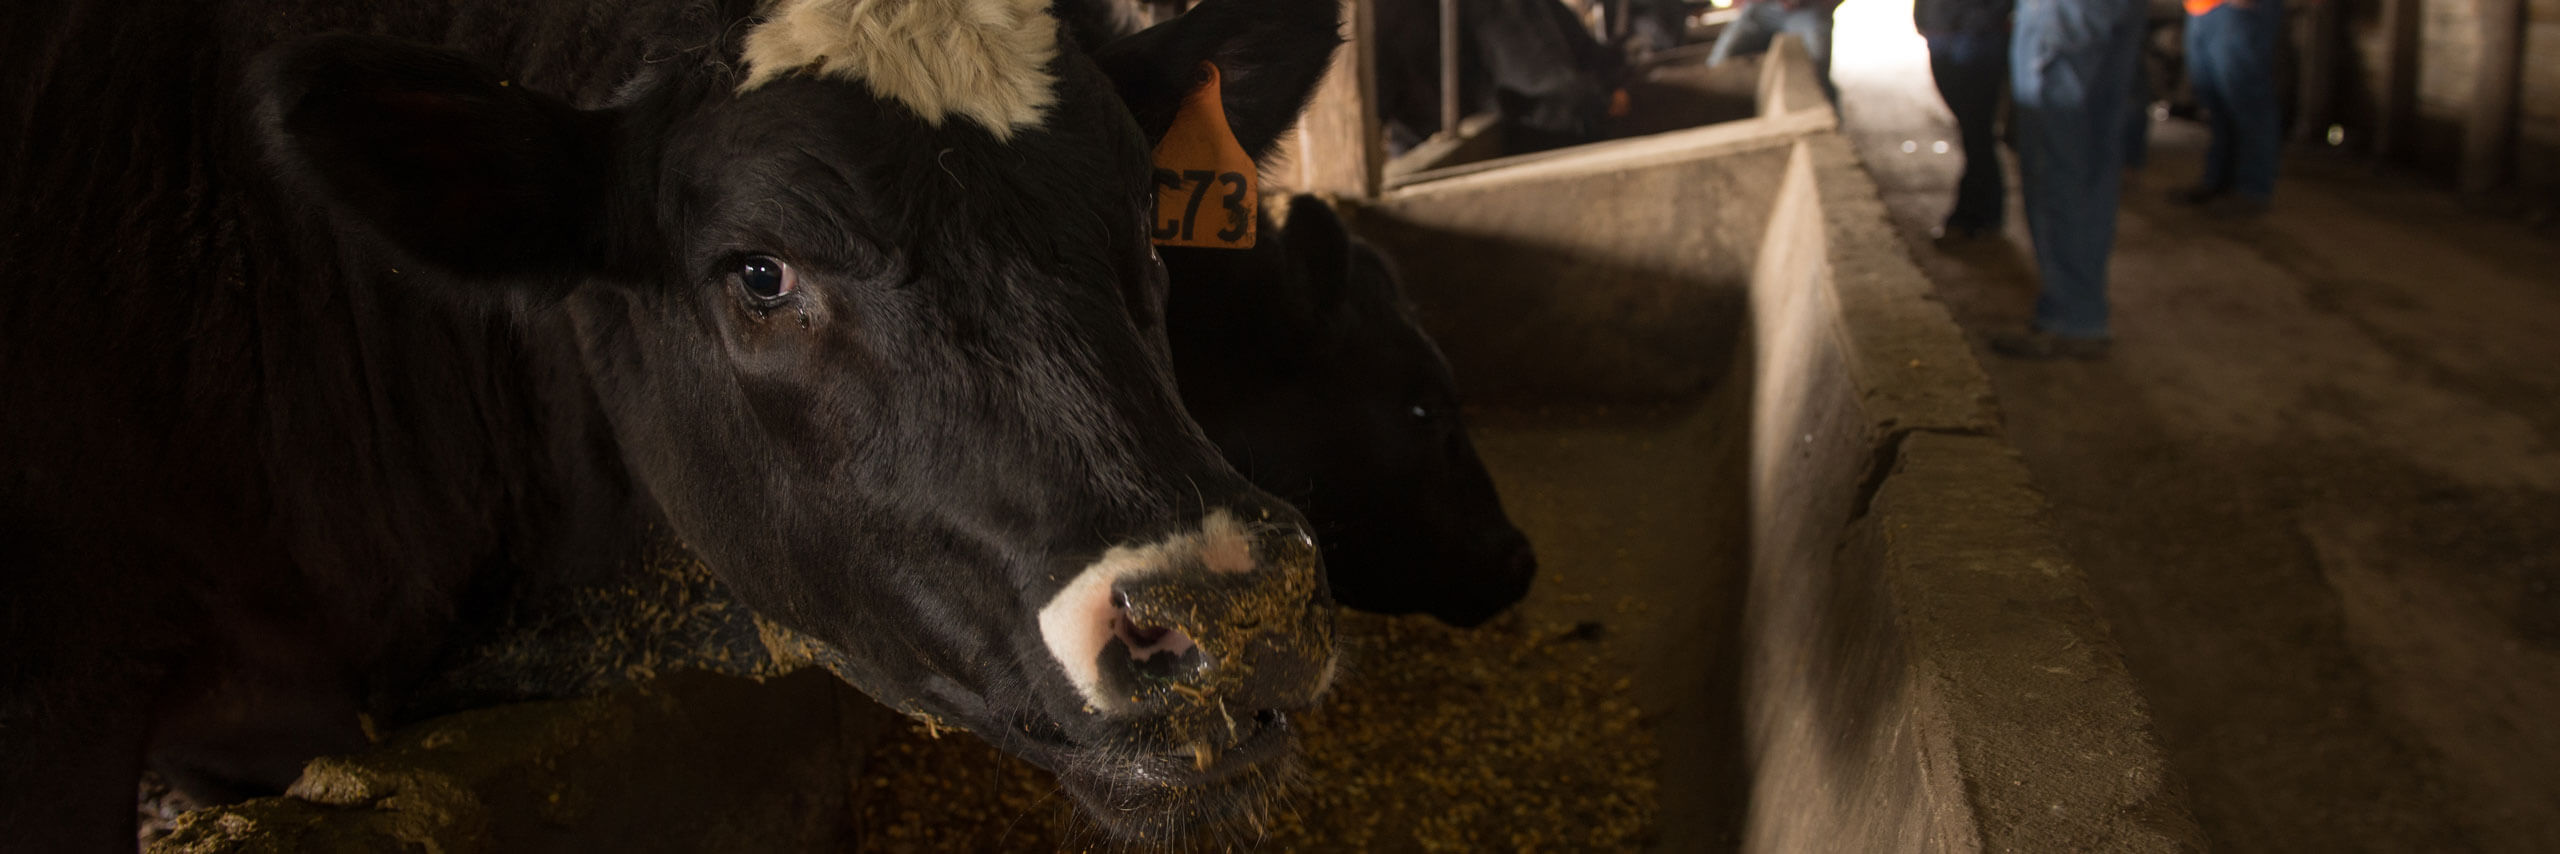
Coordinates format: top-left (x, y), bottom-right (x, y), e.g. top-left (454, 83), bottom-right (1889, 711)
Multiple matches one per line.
top-left (1150, 63), bottom-right (1256, 249)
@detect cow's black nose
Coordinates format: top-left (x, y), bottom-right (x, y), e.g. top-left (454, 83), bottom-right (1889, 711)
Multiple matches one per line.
top-left (1101, 517), bottom-right (1333, 712)
top-left (1037, 507), bottom-right (1336, 726)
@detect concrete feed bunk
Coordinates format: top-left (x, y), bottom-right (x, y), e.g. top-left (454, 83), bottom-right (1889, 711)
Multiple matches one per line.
top-left (1350, 41), bottom-right (2197, 851)
top-left (152, 39), bottom-right (2196, 853)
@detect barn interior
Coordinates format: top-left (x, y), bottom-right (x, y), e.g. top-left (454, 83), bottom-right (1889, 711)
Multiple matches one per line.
top-left (134, 0), bottom-right (2558, 851)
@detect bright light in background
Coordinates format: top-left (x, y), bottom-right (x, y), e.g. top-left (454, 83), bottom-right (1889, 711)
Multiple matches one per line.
top-left (2327, 124), bottom-right (2346, 146)
top-left (1825, 0), bottom-right (1946, 136)
top-left (1679, 0), bottom-right (1970, 154)
top-left (1829, 0), bottom-right (1929, 83)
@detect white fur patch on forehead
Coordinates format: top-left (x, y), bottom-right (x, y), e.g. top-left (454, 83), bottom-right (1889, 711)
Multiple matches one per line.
top-left (739, 0), bottom-right (1059, 140)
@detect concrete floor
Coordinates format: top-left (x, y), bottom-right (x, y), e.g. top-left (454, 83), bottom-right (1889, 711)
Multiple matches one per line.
top-left (1825, 2), bottom-right (2560, 851)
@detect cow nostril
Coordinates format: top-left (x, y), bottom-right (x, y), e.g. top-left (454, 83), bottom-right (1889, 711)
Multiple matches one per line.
top-left (1133, 647), bottom-right (1202, 682)
top-left (1113, 612), bottom-right (1204, 681)
top-left (1111, 611), bottom-right (1194, 658)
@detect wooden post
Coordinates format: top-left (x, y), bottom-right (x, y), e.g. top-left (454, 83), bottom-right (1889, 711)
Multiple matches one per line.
top-left (2373, 0), bottom-right (2421, 159)
top-left (2460, 0), bottom-right (2525, 195)
top-left (1296, 0), bottom-right (1383, 199)
top-left (1439, 0), bottom-right (1462, 139)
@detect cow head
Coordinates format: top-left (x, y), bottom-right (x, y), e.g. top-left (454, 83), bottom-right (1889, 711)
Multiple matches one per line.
top-left (253, 0), bottom-right (1343, 840)
top-left (1165, 196), bottom-right (1537, 628)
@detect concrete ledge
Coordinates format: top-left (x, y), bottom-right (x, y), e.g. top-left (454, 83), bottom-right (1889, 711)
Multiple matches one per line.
top-left (1383, 112), bottom-right (1505, 184)
top-left (1352, 40), bottom-right (2196, 851)
top-left (1755, 35), bottom-right (1831, 122)
top-left (1796, 136), bottom-right (1998, 432)
top-left (1385, 34), bottom-right (1831, 194)
top-left (1864, 432), bottom-right (2199, 851)
top-left (1741, 134), bottom-right (2200, 852)
top-left (1383, 110), bottom-right (1823, 200)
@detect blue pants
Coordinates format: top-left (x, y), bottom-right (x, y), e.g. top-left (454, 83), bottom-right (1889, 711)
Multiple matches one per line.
top-left (1710, 3), bottom-right (1837, 103)
top-left (1927, 31), bottom-right (2009, 231)
top-left (2186, 0), bottom-right (2284, 199)
top-left (2012, 0), bottom-right (2145, 339)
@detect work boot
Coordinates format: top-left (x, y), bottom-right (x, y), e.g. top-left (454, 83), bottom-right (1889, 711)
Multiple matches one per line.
top-left (1987, 328), bottom-right (2111, 361)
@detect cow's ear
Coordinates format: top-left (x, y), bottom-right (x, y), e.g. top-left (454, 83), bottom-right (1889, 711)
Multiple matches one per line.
top-left (1093, 0), bottom-right (1342, 163)
top-left (1284, 194), bottom-right (1352, 300)
top-left (1282, 194), bottom-right (1361, 338)
top-left (254, 35), bottom-right (616, 282)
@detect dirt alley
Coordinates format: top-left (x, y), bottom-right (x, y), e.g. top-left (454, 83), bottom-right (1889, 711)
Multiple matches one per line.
top-left (1821, 2), bottom-right (2560, 850)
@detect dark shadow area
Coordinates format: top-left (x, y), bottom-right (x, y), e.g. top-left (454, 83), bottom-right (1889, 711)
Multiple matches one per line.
top-left (1452, 341), bottom-right (1757, 852)
top-left (1606, 62), bottom-right (1762, 140)
top-left (1357, 209), bottom-right (1748, 406)
top-left (1348, 196), bottom-right (1764, 849)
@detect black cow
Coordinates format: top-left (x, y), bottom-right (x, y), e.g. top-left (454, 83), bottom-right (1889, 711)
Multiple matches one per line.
top-left (1059, 0), bottom-right (1539, 629)
top-left (0, 0), bottom-right (1345, 847)
top-left (1162, 196), bottom-right (1537, 628)
top-left (1376, 0), bottom-right (1628, 153)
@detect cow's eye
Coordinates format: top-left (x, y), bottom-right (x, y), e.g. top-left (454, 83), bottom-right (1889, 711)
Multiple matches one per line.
top-left (738, 255), bottom-right (795, 302)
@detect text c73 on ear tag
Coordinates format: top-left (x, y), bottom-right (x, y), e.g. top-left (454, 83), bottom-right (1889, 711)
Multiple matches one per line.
top-left (1151, 63), bottom-right (1256, 249)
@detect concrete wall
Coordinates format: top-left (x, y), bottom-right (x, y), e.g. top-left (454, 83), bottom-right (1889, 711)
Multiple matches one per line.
top-left (1739, 134), bottom-right (2198, 853)
top-left (2340, 0), bottom-right (2559, 192)
top-left (1358, 38), bottom-right (2201, 853)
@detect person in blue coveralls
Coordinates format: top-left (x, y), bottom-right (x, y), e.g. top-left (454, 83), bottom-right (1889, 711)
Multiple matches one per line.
top-left (1988, 0), bottom-right (2146, 360)
top-left (1916, 0), bottom-right (2013, 246)
top-left (2169, 0), bottom-right (2284, 218)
